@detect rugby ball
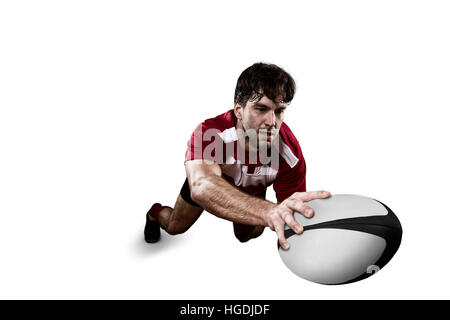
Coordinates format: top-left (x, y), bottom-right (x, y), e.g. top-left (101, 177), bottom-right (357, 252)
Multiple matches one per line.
top-left (278, 194), bottom-right (402, 285)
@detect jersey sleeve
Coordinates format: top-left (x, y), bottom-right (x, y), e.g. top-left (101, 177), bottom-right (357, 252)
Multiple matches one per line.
top-left (184, 121), bottom-right (226, 164)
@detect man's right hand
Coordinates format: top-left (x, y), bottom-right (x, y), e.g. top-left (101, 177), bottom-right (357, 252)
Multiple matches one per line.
top-left (264, 190), bottom-right (332, 250)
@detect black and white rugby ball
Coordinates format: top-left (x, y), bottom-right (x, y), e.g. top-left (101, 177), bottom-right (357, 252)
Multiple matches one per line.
top-left (278, 194), bottom-right (403, 285)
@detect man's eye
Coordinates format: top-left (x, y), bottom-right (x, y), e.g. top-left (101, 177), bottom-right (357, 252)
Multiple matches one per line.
top-left (276, 110), bottom-right (284, 114)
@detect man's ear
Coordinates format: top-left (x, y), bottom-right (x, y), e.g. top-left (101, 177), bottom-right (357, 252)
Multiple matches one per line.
top-left (234, 103), bottom-right (243, 121)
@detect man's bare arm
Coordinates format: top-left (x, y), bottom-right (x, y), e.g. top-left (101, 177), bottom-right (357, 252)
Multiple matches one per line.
top-left (185, 159), bottom-right (274, 226)
top-left (185, 159), bottom-right (331, 249)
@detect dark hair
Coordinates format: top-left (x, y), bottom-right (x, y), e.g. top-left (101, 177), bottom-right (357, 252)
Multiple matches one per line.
top-left (234, 62), bottom-right (296, 107)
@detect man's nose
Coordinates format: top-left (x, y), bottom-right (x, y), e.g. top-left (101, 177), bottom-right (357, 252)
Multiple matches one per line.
top-left (265, 111), bottom-right (276, 127)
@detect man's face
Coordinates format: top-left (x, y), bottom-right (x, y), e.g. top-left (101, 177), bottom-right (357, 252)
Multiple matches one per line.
top-left (235, 94), bottom-right (287, 152)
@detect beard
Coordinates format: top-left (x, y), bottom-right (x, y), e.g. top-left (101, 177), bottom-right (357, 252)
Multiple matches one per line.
top-left (239, 121), bottom-right (279, 152)
top-left (237, 123), bottom-right (280, 167)
top-left (246, 130), bottom-right (279, 153)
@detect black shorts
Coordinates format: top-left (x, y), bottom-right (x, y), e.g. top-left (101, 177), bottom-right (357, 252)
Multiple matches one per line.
top-left (180, 178), bottom-right (267, 207)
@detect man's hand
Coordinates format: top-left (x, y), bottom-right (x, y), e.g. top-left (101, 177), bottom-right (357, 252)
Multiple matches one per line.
top-left (264, 190), bottom-right (332, 250)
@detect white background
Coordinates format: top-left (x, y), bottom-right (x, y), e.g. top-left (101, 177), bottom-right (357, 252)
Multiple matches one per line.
top-left (1, 0), bottom-right (449, 299)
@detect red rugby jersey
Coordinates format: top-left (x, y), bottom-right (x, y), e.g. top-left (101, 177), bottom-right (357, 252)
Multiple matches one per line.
top-left (185, 109), bottom-right (306, 203)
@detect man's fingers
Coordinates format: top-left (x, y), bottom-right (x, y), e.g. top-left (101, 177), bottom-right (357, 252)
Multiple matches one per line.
top-left (285, 199), bottom-right (315, 219)
top-left (281, 211), bottom-right (304, 234)
top-left (295, 190), bottom-right (331, 203)
top-left (275, 223), bottom-right (290, 250)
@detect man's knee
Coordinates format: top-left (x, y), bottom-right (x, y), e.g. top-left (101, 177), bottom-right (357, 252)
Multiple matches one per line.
top-left (165, 208), bottom-right (202, 235)
top-left (164, 187), bottom-right (204, 236)
top-left (235, 232), bottom-right (263, 243)
top-left (166, 221), bottom-right (189, 235)
top-left (234, 225), bottom-right (265, 242)
top-left (235, 234), bottom-right (252, 243)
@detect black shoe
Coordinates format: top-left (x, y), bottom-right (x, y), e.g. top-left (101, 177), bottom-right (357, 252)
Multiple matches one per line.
top-left (144, 203), bottom-right (161, 243)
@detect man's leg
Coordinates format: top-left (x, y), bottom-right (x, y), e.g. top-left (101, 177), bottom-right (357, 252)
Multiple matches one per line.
top-left (146, 178), bottom-right (204, 239)
top-left (158, 194), bottom-right (203, 235)
top-left (232, 189), bottom-right (267, 242)
top-left (233, 223), bottom-right (265, 242)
